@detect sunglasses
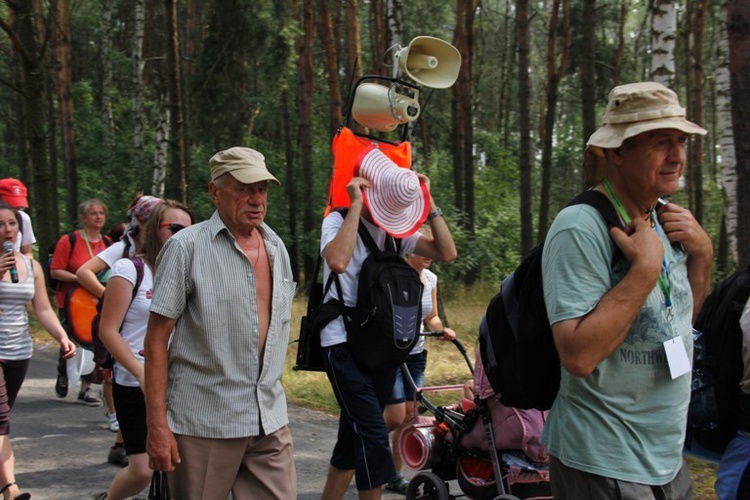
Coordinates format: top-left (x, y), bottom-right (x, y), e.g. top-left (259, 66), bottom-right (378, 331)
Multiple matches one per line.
top-left (159, 223), bottom-right (186, 234)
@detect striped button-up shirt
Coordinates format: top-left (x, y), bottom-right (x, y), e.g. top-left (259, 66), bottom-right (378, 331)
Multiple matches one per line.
top-left (150, 211), bottom-right (296, 438)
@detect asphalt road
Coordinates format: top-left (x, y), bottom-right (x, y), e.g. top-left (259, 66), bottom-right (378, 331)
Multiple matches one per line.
top-left (12, 342), bottom-right (419, 499)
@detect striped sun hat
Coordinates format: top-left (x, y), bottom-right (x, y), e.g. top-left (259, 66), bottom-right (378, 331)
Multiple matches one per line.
top-left (356, 146), bottom-right (429, 238)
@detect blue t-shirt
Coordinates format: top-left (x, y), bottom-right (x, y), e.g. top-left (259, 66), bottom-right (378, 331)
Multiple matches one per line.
top-left (541, 203), bottom-right (693, 485)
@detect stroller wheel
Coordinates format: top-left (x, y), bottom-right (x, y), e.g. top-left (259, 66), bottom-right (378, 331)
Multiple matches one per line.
top-left (405, 471), bottom-right (449, 500)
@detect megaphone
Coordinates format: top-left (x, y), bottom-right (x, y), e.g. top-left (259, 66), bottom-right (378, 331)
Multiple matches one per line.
top-left (395, 36), bottom-right (461, 89)
top-left (351, 82), bottom-right (421, 133)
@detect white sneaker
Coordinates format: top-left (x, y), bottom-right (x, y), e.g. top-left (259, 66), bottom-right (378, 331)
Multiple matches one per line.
top-left (108, 414), bottom-right (119, 432)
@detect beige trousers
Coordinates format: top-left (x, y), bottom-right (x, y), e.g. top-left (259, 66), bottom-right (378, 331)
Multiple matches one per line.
top-left (170, 425), bottom-right (296, 500)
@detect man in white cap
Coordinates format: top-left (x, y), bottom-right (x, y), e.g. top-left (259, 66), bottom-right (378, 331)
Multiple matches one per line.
top-left (541, 82), bottom-right (713, 499)
top-left (319, 146), bottom-right (457, 499)
top-left (144, 147), bottom-right (297, 499)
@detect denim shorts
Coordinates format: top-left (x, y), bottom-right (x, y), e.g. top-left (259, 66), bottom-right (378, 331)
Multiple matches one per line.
top-left (389, 350), bottom-right (428, 404)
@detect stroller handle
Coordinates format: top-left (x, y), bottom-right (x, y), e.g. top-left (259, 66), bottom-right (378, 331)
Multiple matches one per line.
top-left (421, 331), bottom-right (473, 376)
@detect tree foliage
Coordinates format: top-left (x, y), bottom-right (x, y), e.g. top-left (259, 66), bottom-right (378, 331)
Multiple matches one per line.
top-left (0, 0), bottom-right (745, 291)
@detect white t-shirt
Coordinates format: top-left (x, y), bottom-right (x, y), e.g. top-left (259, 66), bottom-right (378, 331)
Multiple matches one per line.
top-left (95, 241), bottom-right (128, 268)
top-left (108, 257), bottom-right (153, 387)
top-left (411, 268), bottom-right (438, 354)
top-left (15, 211), bottom-right (35, 252)
top-left (319, 213), bottom-right (420, 347)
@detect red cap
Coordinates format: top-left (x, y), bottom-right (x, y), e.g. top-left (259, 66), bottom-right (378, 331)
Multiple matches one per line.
top-left (0, 178), bottom-right (29, 208)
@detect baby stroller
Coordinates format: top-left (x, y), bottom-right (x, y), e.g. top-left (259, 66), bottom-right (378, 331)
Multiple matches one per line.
top-left (398, 332), bottom-right (552, 500)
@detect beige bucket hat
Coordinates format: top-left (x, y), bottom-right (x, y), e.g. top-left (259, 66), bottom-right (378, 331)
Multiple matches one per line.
top-left (583, 82), bottom-right (707, 186)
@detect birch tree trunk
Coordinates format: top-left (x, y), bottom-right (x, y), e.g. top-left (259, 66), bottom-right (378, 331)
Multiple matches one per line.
top-left (688, 0), bottom-right (707, 223)
top-left (650, 0), bottom-right (677, 87)
top-left (132, 0), bottom-right (146, 185)
top-left (717, 0), bottom-right (738, 270)
top-left (386, 0), bottom-right (402, 54)
top-left (99, 0), bottom-right (114, 142)
top-left (151, 93), bottom-right (169, 198)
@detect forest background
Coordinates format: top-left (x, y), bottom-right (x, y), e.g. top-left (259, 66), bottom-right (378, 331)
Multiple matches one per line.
top-left (1, 0), bottom-right (749, 294)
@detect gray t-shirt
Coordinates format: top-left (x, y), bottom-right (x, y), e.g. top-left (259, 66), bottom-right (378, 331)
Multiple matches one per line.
top-left (541, 203), bottom-right (693, 485)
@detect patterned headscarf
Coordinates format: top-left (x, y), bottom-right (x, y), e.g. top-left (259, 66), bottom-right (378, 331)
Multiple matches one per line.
top-left (123, 195), bottom-right (163, 256)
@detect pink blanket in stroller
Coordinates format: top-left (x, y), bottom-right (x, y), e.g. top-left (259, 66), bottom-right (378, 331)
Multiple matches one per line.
top-left (448, 351), bottom-right (549, 464)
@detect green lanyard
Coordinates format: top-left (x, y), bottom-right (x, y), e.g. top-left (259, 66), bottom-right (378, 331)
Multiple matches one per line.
top-left (602, 179), bottom-right (673, 316)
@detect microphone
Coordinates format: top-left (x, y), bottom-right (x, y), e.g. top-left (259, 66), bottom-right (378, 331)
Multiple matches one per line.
top-left (3, 241), bottom-right (18, 283)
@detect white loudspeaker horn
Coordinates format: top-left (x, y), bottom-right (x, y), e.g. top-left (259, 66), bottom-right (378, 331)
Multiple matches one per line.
top-left (351, 82), bottom-right (421, 133)
top-left (395, 36), bottom-right (461, 89)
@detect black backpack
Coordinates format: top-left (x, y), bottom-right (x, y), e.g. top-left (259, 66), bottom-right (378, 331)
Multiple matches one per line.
top-left (337, 222), bottom-right (423, 372)
top-left (479, 190), bottom-right (622, 410)
top-left (688, 266), bottom-right (750, 454)
top-left (91, 257), bottom-right (145, 370)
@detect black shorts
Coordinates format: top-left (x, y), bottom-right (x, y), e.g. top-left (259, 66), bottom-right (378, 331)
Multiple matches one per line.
top-left (113, 383), bottom-right (147, 455)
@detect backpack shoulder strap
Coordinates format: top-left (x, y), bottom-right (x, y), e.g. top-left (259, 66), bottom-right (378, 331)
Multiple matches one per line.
top-left (355, 220), bottom-right (400, 253)
top-left (357, 220), bottom-right (379, 253)
top-left (566, 190), bottom-right (624, 266)
top-left (567, 190), bottom-right (622, 230)
top-left (130, 257), bottom-right (146, 299)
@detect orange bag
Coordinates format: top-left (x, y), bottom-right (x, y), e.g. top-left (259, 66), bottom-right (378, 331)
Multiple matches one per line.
top-left (325, 127), bottom-right (412, 215)
top-left (64, 286), bottom-right (99, 345)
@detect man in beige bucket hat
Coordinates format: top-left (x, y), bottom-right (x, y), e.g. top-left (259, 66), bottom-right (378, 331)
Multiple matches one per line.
top-left (541, 82), bottom-right (713, 499)
top-left (145, 147), bottom-right (297, 498)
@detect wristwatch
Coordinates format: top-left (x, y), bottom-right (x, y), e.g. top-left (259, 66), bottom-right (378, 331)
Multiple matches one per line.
top-left (427, 207), bottom-right (443, 220)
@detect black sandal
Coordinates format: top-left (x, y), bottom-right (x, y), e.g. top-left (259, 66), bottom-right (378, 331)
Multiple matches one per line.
top-left (0, 482), bottom-right (31, 500)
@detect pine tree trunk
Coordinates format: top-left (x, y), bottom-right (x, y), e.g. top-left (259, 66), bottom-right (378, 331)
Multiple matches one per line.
top-left (517, 0), bottom-right (533, 256)
top-left (319, 0), bottom-right (343, 138)
top-left (51, 0), bottom-right (77, 227)
top-left (538, 0), bottom-right (570, 243)
top-left (296, 0), bottom-right (316, 285)
top-left (580, 0), bottom-right (597, 168)
top-left (10, 0), bottom-right (59, 254)
top-left (727, 0), bottom-right (750, 268)
top-left (165, 0), bottom-right (187, 204)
